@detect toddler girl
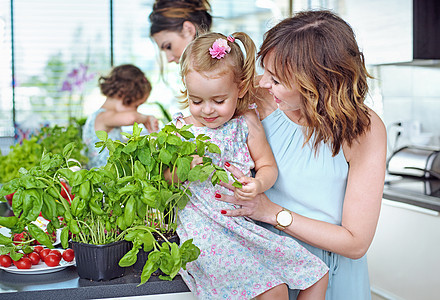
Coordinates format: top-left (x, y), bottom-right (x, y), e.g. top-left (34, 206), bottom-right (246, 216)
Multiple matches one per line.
top-left (175, 32), bottom-right (329, 300)
top-left (82, 64), bottom-right (159, 169)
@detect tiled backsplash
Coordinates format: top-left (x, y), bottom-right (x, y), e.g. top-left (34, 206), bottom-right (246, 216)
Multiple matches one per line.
top-left (370, 65), bottom-right (440, 155)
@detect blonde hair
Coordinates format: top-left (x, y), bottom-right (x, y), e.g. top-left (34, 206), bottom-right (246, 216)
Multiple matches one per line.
top-left (180, 32), bottom-right (256, 117)
top-left (258, 10), bottom-right (372, 156)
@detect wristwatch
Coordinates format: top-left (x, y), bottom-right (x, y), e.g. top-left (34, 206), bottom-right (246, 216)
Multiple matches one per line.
top-left (274, 208), bottom-right (293, 231)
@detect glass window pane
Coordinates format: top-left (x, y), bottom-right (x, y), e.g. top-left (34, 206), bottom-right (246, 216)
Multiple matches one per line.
top-left (13, 0), bottom-right (110, 130)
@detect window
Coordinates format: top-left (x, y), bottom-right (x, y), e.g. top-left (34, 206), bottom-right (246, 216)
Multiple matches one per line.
top-left (0, 0), bottom-right (281, 153)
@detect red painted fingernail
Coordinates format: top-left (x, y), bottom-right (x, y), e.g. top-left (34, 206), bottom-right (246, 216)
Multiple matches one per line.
top-left (225, 162), bottom-right (230, 167)
top-left (215, 193), bottom-right (221, 198)
top-left (221, 210), bottom-right (227, 215)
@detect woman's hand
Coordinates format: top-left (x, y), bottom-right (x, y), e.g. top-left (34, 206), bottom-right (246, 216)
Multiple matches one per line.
top-left (217, 163), bottom-right (280, 224)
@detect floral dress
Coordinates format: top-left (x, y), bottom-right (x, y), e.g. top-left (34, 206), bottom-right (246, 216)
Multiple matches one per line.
top-left (174, 112), bottom-right (329, 300)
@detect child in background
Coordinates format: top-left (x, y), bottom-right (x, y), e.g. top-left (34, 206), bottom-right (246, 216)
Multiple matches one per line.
top-left (174, 32), bottom-right (329, 300)
top-left (82, 64), bottom-right (159, 169)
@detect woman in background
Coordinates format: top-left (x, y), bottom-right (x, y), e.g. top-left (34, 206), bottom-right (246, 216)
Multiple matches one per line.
top-left (149, 0), bottom-right (212, 64)
top-left (217, 10), bottom-right (387, 299)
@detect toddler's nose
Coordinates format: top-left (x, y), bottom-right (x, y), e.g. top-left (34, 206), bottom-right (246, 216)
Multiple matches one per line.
top-left (202, 103), bottom-right (215, 115)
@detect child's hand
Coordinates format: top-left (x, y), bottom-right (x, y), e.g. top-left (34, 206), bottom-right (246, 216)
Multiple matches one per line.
top-left (234, 176), bottom-right (262, 201)
top-left (190, 155), bottom-right (203, 169)
top-left (144, 115), bottom-right (159, 133)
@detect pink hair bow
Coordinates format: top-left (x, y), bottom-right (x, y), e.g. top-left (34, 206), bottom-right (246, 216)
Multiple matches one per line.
top-left (209, 38), bottom-right (231, 59)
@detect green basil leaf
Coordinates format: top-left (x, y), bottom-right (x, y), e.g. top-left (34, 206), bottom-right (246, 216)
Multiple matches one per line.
top-left (95, 130), bottom-right (108, 141)
top-left (159, 148), bottom-right (172, 165)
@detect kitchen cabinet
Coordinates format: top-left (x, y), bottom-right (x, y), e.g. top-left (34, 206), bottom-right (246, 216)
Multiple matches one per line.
top-left (368, 200), bottom-right (440, 300)
top-left (342, 0), bottom-right (440, 65)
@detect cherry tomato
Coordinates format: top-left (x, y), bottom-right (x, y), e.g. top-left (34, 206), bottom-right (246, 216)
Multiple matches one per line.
top-left (13, 233), bottom-right (25, 245)
top-left (0, 255), bottom-right (12, 267)
top-left (39, 248), bottom-right (51, 261)
top-left (33, 245), bottom-right (44, 254)
top-left (62, 249), bottom-right (75, 262)
top-left (27, 252), bottom-right (40, 265)
top-left (5, 192), bottom-right (15, 206)
top-left (60, 182), bottom-right (74, 203)
top-left (50, 249), bottom-right (62, 260)
top-left (14, 257), bottom-right (32, 269)
top-left (5, 192), bottom-right (15, 201)
top-left (44, 254), bottom-right (61, 267)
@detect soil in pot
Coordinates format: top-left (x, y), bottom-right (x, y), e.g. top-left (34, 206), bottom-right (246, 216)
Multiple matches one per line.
top-left (71, 240), bottom-right (131, 281)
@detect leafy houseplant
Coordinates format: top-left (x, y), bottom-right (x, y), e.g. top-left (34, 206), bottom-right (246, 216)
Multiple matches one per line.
top-left (0, 122), bottom-right (231, 285)
top-left (95, 122), bottom-right (231, 284)
top-left (0, 122), bottom-right (88, 185)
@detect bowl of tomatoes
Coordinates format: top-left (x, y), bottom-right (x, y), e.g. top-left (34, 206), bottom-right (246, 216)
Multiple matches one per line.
top-left (0, 246), bottom-right (75, 274)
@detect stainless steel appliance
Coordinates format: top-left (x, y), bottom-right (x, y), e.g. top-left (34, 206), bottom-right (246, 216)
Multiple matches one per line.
top-left (386, 146), bottom-right (440, 179)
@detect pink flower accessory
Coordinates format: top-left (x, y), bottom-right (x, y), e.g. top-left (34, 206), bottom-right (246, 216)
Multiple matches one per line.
top-left (209, 38), bottom-right (231, 59)
top-left (227, 35), bottom-right (235, 43)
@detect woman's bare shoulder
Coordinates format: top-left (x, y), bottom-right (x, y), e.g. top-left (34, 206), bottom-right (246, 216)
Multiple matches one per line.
top-left (343, 108), bottom-right (386, 162)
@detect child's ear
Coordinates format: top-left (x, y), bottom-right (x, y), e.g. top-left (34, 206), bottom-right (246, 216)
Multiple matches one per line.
top-left (182, 21), bottom-right (197, 39)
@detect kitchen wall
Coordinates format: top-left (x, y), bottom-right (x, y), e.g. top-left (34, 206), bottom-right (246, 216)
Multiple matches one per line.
top-left (372, 64), bottom-right (440, 156)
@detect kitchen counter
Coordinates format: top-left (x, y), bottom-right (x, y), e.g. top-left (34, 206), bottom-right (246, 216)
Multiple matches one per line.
top-left (383, 175), bottom-right (440, 212)
top-left (0, 202), bottom-right (190, 299)
top-left (0, 265), bottom-right (189, 300)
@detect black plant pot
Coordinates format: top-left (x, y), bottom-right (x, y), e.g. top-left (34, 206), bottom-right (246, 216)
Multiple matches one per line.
top-left (133, 234), bottom-right (180, 273)
top-left (71, 240), bottom-right (130, 281)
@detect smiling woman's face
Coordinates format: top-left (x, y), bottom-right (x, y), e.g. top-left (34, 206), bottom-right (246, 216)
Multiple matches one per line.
top-left (258, 52), bottom-right (302, 113)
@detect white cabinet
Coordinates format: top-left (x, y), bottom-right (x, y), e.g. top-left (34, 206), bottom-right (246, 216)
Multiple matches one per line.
top-left (341, 0), bottom-right (440, 65)
top-left (367, 199), bottom-right (440, 300)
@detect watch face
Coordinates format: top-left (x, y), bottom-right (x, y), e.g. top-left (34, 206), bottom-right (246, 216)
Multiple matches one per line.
top-left (277, 210), bottom-right (292, 227)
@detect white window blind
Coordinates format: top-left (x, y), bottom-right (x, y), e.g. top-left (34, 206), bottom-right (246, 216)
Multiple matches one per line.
top-left (0, 0), bottom-right (280, 150)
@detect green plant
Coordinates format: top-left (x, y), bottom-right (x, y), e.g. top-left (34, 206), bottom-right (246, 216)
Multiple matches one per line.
top-left (96, 122), bottom-right (231, 284)
top-left (0, 122), bottom-right (234, 285)
top-left (0, 144), bottom-right (80, 249)
top-left (0, 122), bottom-right (87, 184)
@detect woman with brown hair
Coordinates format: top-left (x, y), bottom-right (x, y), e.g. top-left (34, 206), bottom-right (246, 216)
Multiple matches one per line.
top-left (149, 0), bottom-right (212, 64)
top-left (217, 10), bottom-right (387, 299)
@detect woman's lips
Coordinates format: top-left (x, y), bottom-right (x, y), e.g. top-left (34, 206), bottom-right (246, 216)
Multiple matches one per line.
top-left (269, 90), bottom-right (281, 103)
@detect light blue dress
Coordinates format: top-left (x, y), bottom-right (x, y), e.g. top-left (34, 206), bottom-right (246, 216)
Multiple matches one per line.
top-left (82, 108), bottom-right (122, 169)
top-left (260, 109), bottom-right (371, 300)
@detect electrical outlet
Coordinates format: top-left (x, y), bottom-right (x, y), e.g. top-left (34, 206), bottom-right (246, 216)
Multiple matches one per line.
top-left (399, 120), bottom-right (421, 138)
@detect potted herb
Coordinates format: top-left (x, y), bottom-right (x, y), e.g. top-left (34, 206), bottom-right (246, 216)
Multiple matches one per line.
top-left (0, 122), bottom-right (231, 285)
top-left (95, 122), bottom-right (230, 284)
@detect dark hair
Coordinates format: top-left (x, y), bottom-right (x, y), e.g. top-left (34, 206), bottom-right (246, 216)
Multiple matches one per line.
top-left (99, 64), bottom-right (152, 106)
top-left (258, 10), bottom-right (372, 156)
top-left (149, 0), bottom-right (212, 36)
